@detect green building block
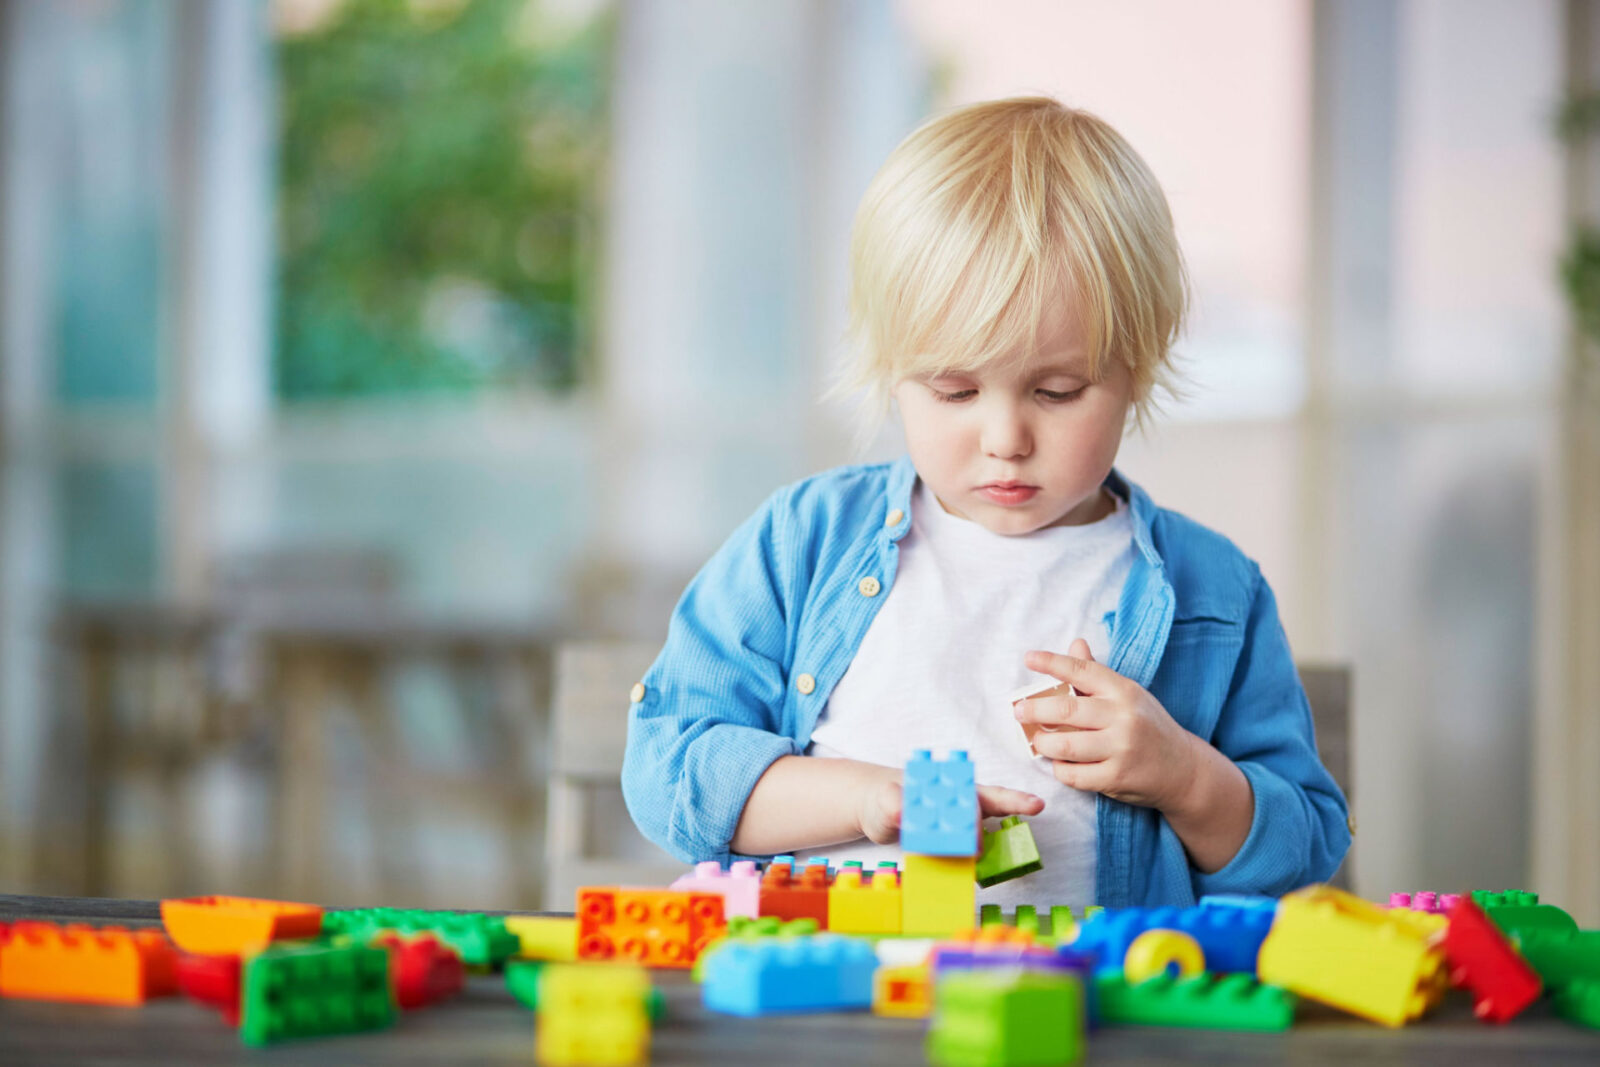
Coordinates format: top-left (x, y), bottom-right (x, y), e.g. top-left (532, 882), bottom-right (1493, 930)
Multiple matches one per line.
top-left (240, 941), bottom-right (395, 1046)
top-left (928, 970), bottom-right (1085, 1067)
top-left (976, 816), bottom-right (1044, 888)
top-left (978, 905), bottom-right (1042, 936)
top-left (980, 904), bottom-right (1004, 926)
top-left (321, 908), bottom-right (519, 968)
top-left (1484, 904), bottom-right (1578, 940)
top-left (1470, 889), bottom-right (1539, 909)
top-left (1094, 972), bottom-right (1295, 1032)
top-left (1553, 978), bottom-right (1600, 1030)
top-left (1513, 930), bottom-right (1600, 987)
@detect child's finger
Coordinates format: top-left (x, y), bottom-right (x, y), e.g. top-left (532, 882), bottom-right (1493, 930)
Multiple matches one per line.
top-left (1013, 691), bottom-right (1113, 730)
top-left (976, 783), bottom-right (1046, 818)
top-left (1029, 725), bottom-right (1115, 763)
top-left (1050, 757), bottom-right (1112, 793)
top-left (1022, 648), bottom-right (1124, 696)
top-left (1067, 637), bottom-right (1093, 661)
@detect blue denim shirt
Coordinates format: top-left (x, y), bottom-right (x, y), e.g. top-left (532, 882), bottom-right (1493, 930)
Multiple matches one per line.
top-left (621, 456), bottom-right (1351, 907)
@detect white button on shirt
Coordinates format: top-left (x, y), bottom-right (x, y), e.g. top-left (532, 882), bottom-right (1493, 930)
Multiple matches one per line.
top-left (798, 479), bottom-right (1135, 907)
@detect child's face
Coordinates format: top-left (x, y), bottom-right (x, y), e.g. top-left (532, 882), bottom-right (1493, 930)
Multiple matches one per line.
top-left (892, 300), bottom-right (1132, 535)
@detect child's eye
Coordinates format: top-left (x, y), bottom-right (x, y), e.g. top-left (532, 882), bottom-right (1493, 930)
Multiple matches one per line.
top-left (1038, 387), bottom-right (1087, 403)
top-left (932, 388), bottom-right (977, 403)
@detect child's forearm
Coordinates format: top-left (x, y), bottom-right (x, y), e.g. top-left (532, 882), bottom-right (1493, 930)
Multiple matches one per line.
top-left (729, 755), bottom-right (897, 856)
top-left (1163, 737), bottom-right (1255, 873)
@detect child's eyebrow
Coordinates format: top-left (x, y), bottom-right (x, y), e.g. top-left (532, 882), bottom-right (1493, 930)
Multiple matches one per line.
top-left (1030, 360), bottom-right (1091, 378)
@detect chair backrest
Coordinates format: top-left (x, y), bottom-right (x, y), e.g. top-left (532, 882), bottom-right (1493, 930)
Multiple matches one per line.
top-left (1298, 663), bottom-right (1353, 887)
top-left (543, 641), bottom-right (683, 909)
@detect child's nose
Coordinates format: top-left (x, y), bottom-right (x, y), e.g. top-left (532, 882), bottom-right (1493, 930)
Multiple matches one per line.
top-left (980, 406), bottom-right (1032, 460)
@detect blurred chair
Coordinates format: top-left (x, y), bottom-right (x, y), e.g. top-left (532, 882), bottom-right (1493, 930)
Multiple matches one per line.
top-left (543, 640), bottom-right (681, 909)
top-left (1298, 663), bottom-right (1354, 889)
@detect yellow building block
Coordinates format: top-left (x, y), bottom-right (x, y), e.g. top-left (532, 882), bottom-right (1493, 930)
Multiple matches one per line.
top-left (1256, 885), bottom-right (1447, 1027)
top-left (901, 854), bottom-right (976, 937)
top-left (873, 963), bottom-right (931, 1018)
top-left (506, 915), bottom-right (578, 961)
top-left (829, 867), bottom-right (902, 935)
top-left (536, 963), bottom-right (650, 1066)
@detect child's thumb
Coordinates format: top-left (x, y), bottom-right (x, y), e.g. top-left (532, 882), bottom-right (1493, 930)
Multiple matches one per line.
top-left (1068, 637), bottom-right (1093, 662)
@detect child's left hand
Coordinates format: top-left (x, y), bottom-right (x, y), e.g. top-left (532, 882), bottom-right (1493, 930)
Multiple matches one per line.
top-left (1013, 638), bottom-right (1202, 814)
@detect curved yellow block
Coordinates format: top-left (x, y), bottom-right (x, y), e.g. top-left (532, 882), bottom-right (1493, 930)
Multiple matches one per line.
top-left (1122, 929), bottom-right (1205, 984)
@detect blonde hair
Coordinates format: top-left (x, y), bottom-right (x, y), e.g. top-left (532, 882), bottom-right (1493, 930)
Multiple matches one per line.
top-left (834, 96), bottom-right (1188, 440)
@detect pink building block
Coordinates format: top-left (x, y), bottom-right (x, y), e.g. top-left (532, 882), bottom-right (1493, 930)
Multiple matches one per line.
top-left (1388, 891), bottom-right (1461, 915)
top-left (670, 861), bottom-right (761, 919)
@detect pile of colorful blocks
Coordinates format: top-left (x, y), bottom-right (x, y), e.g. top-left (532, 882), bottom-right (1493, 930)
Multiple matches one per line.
top-left (1, 747), bottom-right (1597, 1066)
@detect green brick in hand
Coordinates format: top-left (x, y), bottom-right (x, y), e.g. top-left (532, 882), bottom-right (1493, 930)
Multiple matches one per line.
top-left (975, 816), bottom-right (1043, 888)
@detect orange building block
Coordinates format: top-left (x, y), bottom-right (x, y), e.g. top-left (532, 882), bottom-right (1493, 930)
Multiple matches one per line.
top-left (758, 862), bottom-right (832, 926)
top-left (160, 896), bottom-right (323, 956)
top-left (576, 888), bottom-right (726, 969)
top-left (0, 922), bottom-right (177, 1005)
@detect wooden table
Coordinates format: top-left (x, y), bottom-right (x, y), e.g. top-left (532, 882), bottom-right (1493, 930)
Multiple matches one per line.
top-left (2, 895), bottom-right (1596, 1065)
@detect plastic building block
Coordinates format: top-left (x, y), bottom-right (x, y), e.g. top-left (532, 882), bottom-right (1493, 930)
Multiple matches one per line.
top-left (975, 816), bottom-right (1043, 888)
top-left (1255, 886), bottom-right (1446, 1027)
top-left (1199, 894), bottom-right (1279, 915)
top-left (176, 951), bottom-right (242, 1023)
top-left (1484, 904), bottom-right (1578, 940)
top-left (692, 915), bottom-right (821, 981)
top-left (504, 916), bottom-right (577, 961)
top-left (1553, 978), bottom-right (1600, 1030)
top-left (576, 888), bottom-right (726, 969)
top-left (829, 866), bottom-right (901, 935)
top-left (0, 922), bottom-right (176, 1005)
top-left (239, 941), bottom-right (395, 1046)
top-left (321, 908), bottom-right (519, 969)
top-left (702, 934), bottom-right (877, 1016)
top-left (758, 861), bottom-right (831, 926)
top-left (670, 860), bottom-right (762, 919)
top-left (536, 962), bottom-right (652, 1066)
top-left (1470, 889), bottom-right (1538, 908)
top-left (927, 969), bottom-right (1085, 1067)
top-left (373, 932), bottom-right (463, 1009)
top-left (1070, 904), bottom-right (1274, 975)
top-left (507, 959), bottom-right (545, 1009)
top-left (1048, 906), bottom-right (1076, 944)
top-left (1094, 972), bottom-right (1294, 1031)
top-left (1122, 929), bottom-right (1205, 984)
top-left (1388, 891), bottom-right (1461, 915)
top-left (874, 963), bottom-right (933, 1018)
top-left (1511, 929), bottom-right (1600, 986)
top-left (160, 896), bottom-right (322, 957)
top-left (902, 750), bottom-right (980, 856)
top-left (875, 936), bottom-right (941, 967)
top-left (1438, 897), bottom-right (1540, 1023)
top-left (929, 925), bottom-right (1062, 975)
top-left (903, 853), bottom-right (978, 937)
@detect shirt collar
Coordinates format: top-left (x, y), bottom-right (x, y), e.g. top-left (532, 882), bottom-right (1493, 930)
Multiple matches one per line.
top-left (885, 454), bottom-right (1162, 570)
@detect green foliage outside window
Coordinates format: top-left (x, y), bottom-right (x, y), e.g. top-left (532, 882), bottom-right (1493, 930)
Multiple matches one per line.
top-left (275, 0), bottom-right (611, 399)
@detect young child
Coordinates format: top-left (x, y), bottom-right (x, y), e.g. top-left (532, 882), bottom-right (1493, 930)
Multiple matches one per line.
top-left (620, 96), bottom-right (1350, 909)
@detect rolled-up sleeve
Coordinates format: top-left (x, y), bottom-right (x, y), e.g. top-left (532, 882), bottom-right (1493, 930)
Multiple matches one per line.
top-left (1193, 570), bottom-right (1352, 897)
top-left (620, 489), bottom-right (803, 864)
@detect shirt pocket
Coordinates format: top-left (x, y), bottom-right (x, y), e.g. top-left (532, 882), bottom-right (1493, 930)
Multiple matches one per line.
top-left (1149, 615), bottom-right (1245, 741)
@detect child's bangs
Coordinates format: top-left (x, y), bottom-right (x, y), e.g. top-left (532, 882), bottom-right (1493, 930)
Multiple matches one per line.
top-left (885, 215), bottom-right (1103, 383)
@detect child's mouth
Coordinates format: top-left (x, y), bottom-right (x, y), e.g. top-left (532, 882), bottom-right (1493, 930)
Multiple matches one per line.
top-left (979, 484), bottom-right (1039, 505)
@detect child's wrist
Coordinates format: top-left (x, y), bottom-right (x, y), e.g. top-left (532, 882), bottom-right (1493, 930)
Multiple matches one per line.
top-left (1162, 733), bottom-right (1219, 823)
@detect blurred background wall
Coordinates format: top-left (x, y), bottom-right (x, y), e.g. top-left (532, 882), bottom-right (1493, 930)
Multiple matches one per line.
top-left (1, 0), bottom-right (1596, 919)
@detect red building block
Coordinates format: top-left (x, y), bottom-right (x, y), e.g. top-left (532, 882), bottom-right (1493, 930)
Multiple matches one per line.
top-left (758, 862), bottom-right (831, 927)
top-left (374, 933), bottom-right (464, 1009)
top-left (1443, 897), bottom-right (1542, 1023)
top-left (576, 888), bottom-right (726, 969)
top-left (175, 952), bottom-right (242, 1024)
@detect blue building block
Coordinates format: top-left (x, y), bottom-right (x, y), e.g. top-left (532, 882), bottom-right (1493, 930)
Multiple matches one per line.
top-left (902, 750), bottom-right (979, 857)
top-left (1199, 894), bottom-right (1280, 915)
top-left (702, 935), bottom-right (877, 1016)
top-left (1070, 906), bottom-right (1274, 976)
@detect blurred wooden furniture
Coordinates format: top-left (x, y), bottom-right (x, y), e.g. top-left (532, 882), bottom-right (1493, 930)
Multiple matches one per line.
top-left (543, 640), bottom-right (680, 909)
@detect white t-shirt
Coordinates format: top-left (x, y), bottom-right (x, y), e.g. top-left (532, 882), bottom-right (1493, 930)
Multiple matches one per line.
top-left (795, 478), bottom-right (1135, 908)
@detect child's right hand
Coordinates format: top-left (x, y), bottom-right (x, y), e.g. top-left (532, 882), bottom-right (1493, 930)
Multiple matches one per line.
top-left (857, 773), bottom-right (1045, 846)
